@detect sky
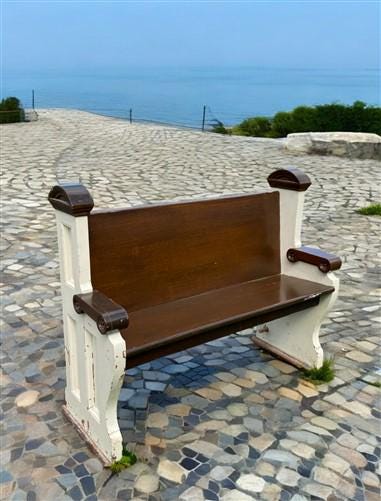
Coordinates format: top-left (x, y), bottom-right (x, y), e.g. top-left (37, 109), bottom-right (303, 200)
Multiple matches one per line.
top-left (1, 0), bottom-right (380, 73)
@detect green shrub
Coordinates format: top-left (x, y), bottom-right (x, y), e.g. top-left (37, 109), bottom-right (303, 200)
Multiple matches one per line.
top-left (234, 117), bottom-right (272, 137)
top-left (271, 111), bottom-right (294, 137)
top-left (357, 203), bottom-right (381, 216)
top-left (313, 103), bottom-right (349, 132)
top-left (1, 97), bottom-right (19, 110)
top-left (231, 125), bottom-right (249, 136)
top-left (223, 102), bottom-right (381, 138)
top-left (292, 106), bottom-right (320, 132)
top-left (0, 96), bottom-right (24, 124)
top-left (211, 120), bottom-right (229, 135)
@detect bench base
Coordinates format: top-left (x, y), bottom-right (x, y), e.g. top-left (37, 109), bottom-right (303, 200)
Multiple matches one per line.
top-left (62, 405), bottom-right (112, 466)
top-left (252, 336), bottom-right (305, 369)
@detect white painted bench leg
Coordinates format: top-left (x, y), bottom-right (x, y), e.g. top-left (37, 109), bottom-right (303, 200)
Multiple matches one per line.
top-left (53, 206), bottom-right (124, 463)
top-left (62, 316), bottom-right (125, 464)
top-left (255, 279), bottom-right (338, 368)
top-left (255, 174), bottom-right (340, 369)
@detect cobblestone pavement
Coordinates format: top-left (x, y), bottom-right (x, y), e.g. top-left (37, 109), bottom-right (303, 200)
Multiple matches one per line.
top-left (1, 110), bottom-right (380, 501)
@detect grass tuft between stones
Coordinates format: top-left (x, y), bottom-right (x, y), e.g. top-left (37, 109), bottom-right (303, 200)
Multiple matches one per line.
top-left (302, 358), bottom-right (335, 385)
top-left (368, 380), bottom-right (381, 388)
top-left (357, 203), bottom-right (381, 216)
top-left (109, 447), bottom-right (137, 474)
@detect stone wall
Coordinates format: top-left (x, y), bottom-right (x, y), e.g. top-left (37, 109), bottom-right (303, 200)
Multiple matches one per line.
top-left (285, 132), bottom-right (381, 160)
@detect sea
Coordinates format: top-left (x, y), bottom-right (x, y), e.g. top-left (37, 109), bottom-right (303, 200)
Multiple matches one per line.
top-left (3, 66), bottom-right (379, 128)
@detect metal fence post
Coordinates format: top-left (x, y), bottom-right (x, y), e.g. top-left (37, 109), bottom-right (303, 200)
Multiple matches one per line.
top-left (32, 90), bottom-right (35, 110)
top-left (201, 105), bottom-right (206, 131)
top-left (129, 108), bottom-right (132, 124)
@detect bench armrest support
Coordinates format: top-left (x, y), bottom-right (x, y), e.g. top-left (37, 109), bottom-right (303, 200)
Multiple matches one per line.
top-left (73, 290), bottom-right (129, 334)
top-left (287, 246), bottom-right (342, 273)
top-left (257, 168), bottom-right (341, 369)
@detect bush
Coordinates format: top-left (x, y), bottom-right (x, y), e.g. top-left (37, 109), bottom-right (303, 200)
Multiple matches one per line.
top-left (271, 101), bottom-right (381, 137)
top-left (230, 125), bottom-right (249, 136)
top-left (211, 102), bottom-right (381, 138)
top-left (271, 111), bottom-right (294, 137)
top-left (0, 96), bottom-right (24, 124)
top-left (291, 106), bottom-right (320, 133)
top-left (233, 117), bottom-right (272, 137)
top-left (211, 120), bottom-right (229, 135)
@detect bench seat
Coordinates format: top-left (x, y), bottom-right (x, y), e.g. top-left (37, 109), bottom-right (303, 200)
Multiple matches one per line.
top-left (123, 274), bottom-right (334, 367)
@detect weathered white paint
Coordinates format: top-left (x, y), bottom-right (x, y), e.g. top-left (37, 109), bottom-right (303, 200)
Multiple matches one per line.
top-left (54, 209), bottom-right (124, 463)
top-left (255, 188), bottom-right (339, 368)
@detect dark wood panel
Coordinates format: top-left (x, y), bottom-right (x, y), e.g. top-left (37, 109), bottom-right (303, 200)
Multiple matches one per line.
top-left (89, 192), bottom-right (280, 311)
top-left (122, 274), bottom-right (334, 367)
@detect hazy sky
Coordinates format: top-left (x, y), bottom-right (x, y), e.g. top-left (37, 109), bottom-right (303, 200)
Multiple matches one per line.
top-left (2, 1), bottom-right (380, 72)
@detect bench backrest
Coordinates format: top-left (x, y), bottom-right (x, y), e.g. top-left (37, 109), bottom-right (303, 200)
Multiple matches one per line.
top-left (88, 191), bottom-right (280, 312)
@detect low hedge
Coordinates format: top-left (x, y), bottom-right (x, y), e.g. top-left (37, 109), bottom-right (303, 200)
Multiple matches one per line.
top-left (232, 116), bottom-right (272, 137)
top-left (0, 97), bottom-right (25, 124)
top-left (213, 101), bottom-right (381, 138)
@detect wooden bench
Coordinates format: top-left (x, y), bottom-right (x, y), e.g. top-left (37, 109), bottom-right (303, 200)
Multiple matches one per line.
top-left (48, 167), bottom-right (341, 463)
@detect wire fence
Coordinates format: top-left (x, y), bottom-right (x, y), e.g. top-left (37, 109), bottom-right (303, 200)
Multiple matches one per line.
top-left (82, 105), bottom-right (227, 131)
top-left (10, 90), bottom-right (250, 131)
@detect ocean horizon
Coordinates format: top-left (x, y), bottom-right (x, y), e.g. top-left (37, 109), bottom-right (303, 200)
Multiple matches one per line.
top-left (3, 66), bottom-right (379, 128)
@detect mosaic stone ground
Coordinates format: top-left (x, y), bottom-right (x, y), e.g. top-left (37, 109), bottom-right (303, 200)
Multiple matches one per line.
top-left (1, 110), bottom-right (380, 501)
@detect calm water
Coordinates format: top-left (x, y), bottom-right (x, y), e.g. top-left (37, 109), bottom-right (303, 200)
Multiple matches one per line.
top-left (3, 66), bottom-right (379, 127)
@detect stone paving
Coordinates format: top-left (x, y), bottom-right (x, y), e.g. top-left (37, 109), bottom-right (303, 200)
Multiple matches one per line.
top-left (0, 109), bottom-right (380, 501)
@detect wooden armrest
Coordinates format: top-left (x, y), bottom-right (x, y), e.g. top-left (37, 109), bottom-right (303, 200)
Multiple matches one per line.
top-left (287, 246), bottom-right (342, 273)
top-left (73, 290), bottom-right (129, 334)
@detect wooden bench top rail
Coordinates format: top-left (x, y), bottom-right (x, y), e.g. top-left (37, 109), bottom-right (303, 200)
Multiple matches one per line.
top-left (47, 167), bottom-right (311, 217)
top-left (287, 246), bottom-right (342, 273)
top-left (88, 191), bottom-right (281, 312)
top-left (90, 189), bottom-right (274, 215)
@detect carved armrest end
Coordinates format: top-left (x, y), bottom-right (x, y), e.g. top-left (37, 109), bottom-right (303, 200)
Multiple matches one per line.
top-left (268, 167), bottom-right (311, 192)
top-left (287, 246), bottom-right (342, 273)
top-left (73, 291), bottom-right (129, 334)
top-left (48, 183), bottom-right (94, 217)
